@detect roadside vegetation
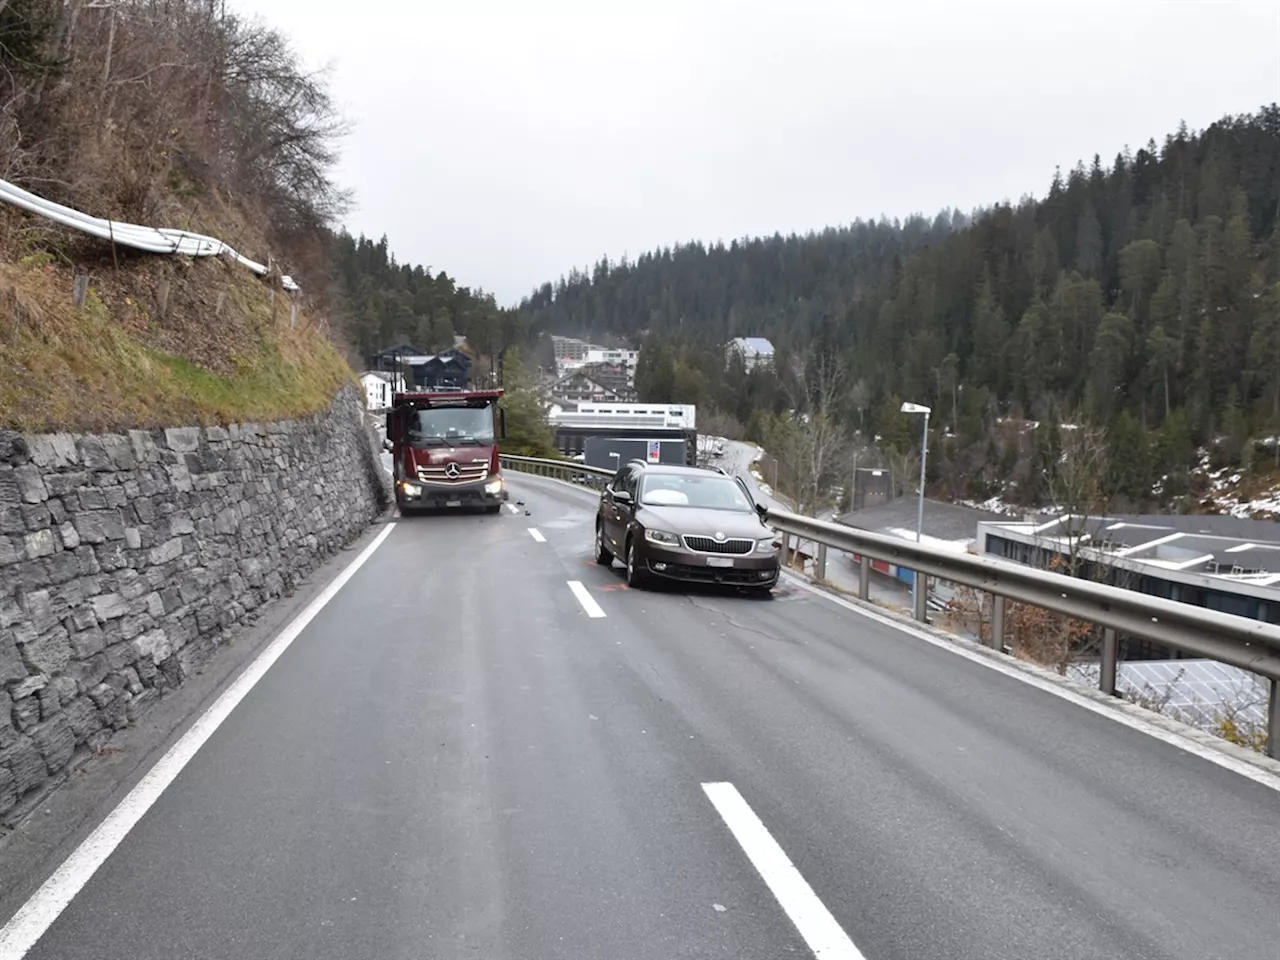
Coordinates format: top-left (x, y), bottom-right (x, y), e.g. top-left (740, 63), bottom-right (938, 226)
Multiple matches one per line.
top-left (0, 0), bottom-right (363, 431)
top-left (0, 0), bottom-right (514, 435)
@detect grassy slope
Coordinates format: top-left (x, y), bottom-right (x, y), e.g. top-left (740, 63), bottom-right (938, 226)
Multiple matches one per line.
top-left (0, 244), bottom-right (354, 433)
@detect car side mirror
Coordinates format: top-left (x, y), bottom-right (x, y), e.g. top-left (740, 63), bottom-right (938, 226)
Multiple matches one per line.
top-left (754, 502), bottom-right (769, 518)
top-left (613, 490), bottom-right (633, 506)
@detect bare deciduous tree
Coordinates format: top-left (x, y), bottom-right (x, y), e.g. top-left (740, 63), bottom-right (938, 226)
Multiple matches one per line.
top-left (770, 352), bottom-right (851, 516)
top-left (1, 0), bottom-right (348, 271)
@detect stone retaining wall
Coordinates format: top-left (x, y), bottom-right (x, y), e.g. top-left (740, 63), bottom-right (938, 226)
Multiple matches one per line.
top-left (0, 385), bottom-right (390, 822)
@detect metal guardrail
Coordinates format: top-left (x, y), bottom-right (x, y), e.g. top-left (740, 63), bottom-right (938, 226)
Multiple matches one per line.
top-left (0, 177), bottom-right (300, 291)
top-left (767, 510), bottom-right (1280, 758)
top-left (500, 454), bottom-right (614, 491)
top-left (501, 454), bottom-right (1280, 757)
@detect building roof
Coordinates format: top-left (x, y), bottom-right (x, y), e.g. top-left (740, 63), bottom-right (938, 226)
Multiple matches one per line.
top-left (728, 337), bottom-right (775, 356)
top-left (841, 498), bottom-right (1006, 546)
top-left (981, 513), bottom-right (1280, 588)
top-left (360, 371), bottom-right (399, 383)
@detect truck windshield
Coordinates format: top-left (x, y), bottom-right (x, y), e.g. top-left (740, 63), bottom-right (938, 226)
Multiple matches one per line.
top-left (408, 406), bottom-right (494, 445)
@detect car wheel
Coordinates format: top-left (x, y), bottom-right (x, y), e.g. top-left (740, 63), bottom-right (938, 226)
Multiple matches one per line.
top-left (625, 538), bottom-right (648, 588)
top-left (594, 520), bottom-right (613, 566)
top-left (485, 504), bottom-right (501, 515)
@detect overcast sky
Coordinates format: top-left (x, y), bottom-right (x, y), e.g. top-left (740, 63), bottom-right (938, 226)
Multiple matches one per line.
top-left (245, 0), bottom-right (1279, 307)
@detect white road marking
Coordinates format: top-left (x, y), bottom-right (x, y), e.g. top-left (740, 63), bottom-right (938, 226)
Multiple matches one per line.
top-left (528, 528), bottom-right (546, 543)
top-left (702, 782), bottom-right (864, 960)
top-left (505, 502), bottom-right (519, 514)
top-left (781, 572), bottom-right (1280, 794)
top-left (0, 523), bottom-right (399, 959)
top-left (567, 580), bottom-right (607, 618)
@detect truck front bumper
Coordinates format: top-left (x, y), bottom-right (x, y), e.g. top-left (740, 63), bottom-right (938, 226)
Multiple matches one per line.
top-left (396, 476), bottom-right (506, 510)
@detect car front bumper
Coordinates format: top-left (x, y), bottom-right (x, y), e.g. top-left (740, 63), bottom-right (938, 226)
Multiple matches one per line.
top-left (639, 543), bottom-right (780, 586)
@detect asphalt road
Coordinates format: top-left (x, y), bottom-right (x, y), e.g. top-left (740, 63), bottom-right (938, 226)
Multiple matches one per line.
top-left (7, 474), bottom-right (1280, 960)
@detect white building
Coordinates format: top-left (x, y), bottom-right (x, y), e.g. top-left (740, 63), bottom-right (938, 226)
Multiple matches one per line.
top-left (584, 347), bottom-right (639, 376)
top-left (725, 337), bottom-right (776, 371)
top-left (360, 371), bottom-right (404, 410)
top-left (549, 402), bottom-right (696, 431)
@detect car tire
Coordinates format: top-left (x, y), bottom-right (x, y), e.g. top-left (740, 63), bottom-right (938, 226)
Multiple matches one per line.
top-left (485, 504), bottom-right (501, 515)
top-left (625, 538), bottom-right (648, 588)
top-left (594, 521), bottom-right (613, 566)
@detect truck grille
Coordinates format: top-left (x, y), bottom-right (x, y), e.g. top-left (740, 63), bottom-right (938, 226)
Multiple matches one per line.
top-left (682, 535), bottom-right (755, 555)
top-left (416, 464), bottom-right (489, 484)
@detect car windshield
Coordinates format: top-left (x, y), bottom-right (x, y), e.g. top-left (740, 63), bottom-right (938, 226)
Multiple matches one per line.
top-left (639, 474), bottom-right (754, 511)
top-left (408, 406), bottom-right (494, 445)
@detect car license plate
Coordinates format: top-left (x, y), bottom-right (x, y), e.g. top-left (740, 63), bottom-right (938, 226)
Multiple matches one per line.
top-left (446, 500), bottom-right (462, 507)
top-left (706, 557), bottom-right (734, 568)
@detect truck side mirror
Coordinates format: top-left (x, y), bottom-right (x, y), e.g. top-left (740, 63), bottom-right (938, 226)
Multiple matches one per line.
top-left (384, 411), bottom-right (393, 438)
top-left (499, 407), bottom-right (508, 439)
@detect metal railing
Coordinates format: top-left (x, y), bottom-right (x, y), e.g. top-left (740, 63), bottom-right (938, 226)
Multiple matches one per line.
top-left (0, 177), bottom-right (299, 291)
top-left (501, 454), bottom-right (1280, 757)
top-left (500, 454), bottom-right (614, 491)
top-left (767, 509), bottom-right (1280, 758)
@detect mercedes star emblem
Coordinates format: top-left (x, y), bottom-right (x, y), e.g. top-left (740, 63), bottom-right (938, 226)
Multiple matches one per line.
top-left (444, 462), bottom-right (461, 478)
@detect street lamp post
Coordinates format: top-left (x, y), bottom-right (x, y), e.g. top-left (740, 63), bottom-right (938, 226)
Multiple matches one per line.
top-left (900, 401), bottom-right (931, 619)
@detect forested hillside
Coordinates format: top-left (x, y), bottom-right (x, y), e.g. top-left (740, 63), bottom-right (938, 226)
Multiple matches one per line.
top-left (517, 107), bottom-right (1280, 513)
top-left (327, 232), bottom-right (522, 370)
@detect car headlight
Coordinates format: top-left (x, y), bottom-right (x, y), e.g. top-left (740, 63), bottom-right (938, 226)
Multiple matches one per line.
top-left (484, 478), bottom-right (503, 495)
top-left (645, 529), bottom-right (679, 545)
top-left (757, 536), bottom-right (781, 553)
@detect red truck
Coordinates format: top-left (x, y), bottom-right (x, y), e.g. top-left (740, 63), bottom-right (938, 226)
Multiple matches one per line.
top-left (383, 389), bottom-right (509, 514)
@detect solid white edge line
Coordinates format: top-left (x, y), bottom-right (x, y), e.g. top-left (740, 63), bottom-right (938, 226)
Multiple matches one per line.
top-left (566, 580), bottom-right (607, 618)
top-left (781, 572), bottom-right (1280, 794)
top-left (0, 522), bottom-right (399, 960)
top-left (528, 528), bottom-right (546, 543)
top-left (702, 782), bottom-right (864, 960)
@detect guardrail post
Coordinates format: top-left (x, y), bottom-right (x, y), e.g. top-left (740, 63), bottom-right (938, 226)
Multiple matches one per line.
top-left (990, 595), bottom-right (1005, 651)
top-left (1100, 628), bottom-right (1118, 696)
top-left (1269, 679), bottom-right (1278, 760)
top-left (913, 572), bottom-right (928, 622)
top-left (782, 533), bottom-right (792, 569)
top-left (816, 543), bottom-right (827, 581)
top-left (858, 555), bottom-right (870, 601)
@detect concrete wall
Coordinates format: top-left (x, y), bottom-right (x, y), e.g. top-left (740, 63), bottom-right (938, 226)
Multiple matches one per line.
top-left (0, 386), bottom-right (390, 822)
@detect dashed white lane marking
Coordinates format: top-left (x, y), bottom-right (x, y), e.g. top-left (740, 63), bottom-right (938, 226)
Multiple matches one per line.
top-left (528, 528), bottom-right (546, 543)
top-left (0, 524), bottom-right (399, 960)
top-left (567, 580), bottom-right (607, 618)
top-left (702, 782), bottom-right (865, 960)
top-left (781, 572), bottom-right (1280, 794)
top-left (505, 502), bottom-right (519, 514)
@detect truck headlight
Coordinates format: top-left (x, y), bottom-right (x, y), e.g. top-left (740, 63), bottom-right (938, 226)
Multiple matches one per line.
top-left (645, 529), bottom-right (679, 545)
top-left (757, 537), bottom-right (781, 553)
top-left (484, 478), bottom-right (503, 495)
top-left (400, 481), bottom-right (422, 497)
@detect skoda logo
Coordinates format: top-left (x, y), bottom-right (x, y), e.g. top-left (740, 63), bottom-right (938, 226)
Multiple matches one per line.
top-left (444, 462), bottom-right (461, 479)
top-left (714, 531), bottom-right (726, 541)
